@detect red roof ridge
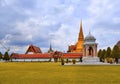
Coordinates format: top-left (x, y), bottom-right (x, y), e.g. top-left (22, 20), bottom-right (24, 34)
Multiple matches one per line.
top-left (25, 44), bottom-right (42, 54)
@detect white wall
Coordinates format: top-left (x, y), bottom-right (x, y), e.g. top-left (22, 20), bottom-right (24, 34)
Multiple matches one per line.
top-left (11, 58), bottom-right (51, 62)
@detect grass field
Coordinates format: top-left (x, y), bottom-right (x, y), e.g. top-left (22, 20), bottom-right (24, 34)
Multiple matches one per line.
top-left (0, 62), bottom-right (120, 84)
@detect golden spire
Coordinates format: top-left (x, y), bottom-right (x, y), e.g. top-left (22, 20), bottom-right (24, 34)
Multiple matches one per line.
top-left (69, 20), bottom-right (84, 53)
top-left (78, 20), bottom-right (84, 41)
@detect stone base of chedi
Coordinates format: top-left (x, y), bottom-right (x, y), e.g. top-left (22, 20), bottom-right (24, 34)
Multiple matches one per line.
top-left (82, 56), bottom-right (100, 64)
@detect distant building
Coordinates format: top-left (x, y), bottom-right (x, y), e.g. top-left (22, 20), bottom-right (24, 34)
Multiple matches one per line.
top-left (11, 21), bottom-right (98, 62)
top-left (83, 32), bottom-right (98, 56)
top-left (48, 43), bottom-right (54, 53)
top-left (82, 32), bottom-right (99, 63)
top-left (11, 44), bottom-right (52, 62)
top-left (25, 44), bottom-right (42, 54)
top-left (11, 53), bottom-right (52, 62)
top-left (116, 40), bottom-right (120, 48)
top-left (116, 40), bottom-right (120, 63)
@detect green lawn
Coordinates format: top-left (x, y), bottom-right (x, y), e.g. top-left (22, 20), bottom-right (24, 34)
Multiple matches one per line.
top-left (0, 62), bottom-right (120, 84)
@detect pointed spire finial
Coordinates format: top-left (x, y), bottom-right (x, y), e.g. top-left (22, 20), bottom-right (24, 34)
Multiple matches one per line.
top-left (48, 42), bottom-right (53, 53)
top-left (50, 42), bottom-right (52, 51)
top-left (89, 31), bottom-right (91, 35)
top-left (88, 31), bottom-right (92, 36)
top-left (80, 19), bottom-right (82, 27)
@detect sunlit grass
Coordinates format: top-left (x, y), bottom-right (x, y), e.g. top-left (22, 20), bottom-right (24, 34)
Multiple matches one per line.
top-left (0, 62), bottom-right (120, 84)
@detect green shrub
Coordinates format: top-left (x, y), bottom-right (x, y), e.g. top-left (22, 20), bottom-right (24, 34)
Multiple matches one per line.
top-left (61, 58), bottom-right (64, 65)
top-left (0, 52), bottom-right (3, 60)
top-left (107, 58), bottom-right (114, 64)
top-left (72, 59), bottom-right (76, 64)
top-left (66, 58), bottom-right (69, 63)
top-left (3, 52), bottom-right (10, 61)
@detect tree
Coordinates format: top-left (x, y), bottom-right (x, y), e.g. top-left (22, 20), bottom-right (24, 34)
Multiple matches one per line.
top-left (72, 59), bottom-right (76, 64)
top-left (101, 49), bottom-right (106, 62)
top-left (0, 52), bottom-right (3, 60)
top-left (98, 49), bottom-right (102, 62)
top-left (53, 51), bottom-right (61, 62)
top-left (66, 58), bottom-right (69, 63)
top-left (105, 47), bottom-right (112, 58)
top-left (111, 45), bottom-right (120, 63)
top-left (3, 52), bottom-right (10, 61)
top-left (61, 58), bottom-right (64, 65)
top-left (105, 47), bottom-right (113, 63)
top-left (98, 49), bottom-right (102, 57)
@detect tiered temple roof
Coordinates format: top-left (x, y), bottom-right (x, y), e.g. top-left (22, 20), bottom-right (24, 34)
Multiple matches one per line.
top-left (11, 44), bottom-right (52, 59)
top-left (25, 44), bottom-right (42, 54)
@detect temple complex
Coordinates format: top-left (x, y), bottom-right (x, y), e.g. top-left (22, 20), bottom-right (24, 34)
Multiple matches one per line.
top-left (10, 21), bottom-right (99, 62)
top-left (68, 21), bottom-right (84, 53)
top-left (116, 40), bottom-right (120, 48)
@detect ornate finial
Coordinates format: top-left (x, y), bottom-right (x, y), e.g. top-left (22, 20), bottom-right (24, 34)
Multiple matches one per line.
top-left (50, 42), bottom-right (52, 51)
top-left (88, 29), bottom-right (92, 35)
top-left (89, 32), bottom-right (91, 35)
top-left (48, 42), bottom-right (53, 53)
top-left (80, 19), bottom-right (82, 27)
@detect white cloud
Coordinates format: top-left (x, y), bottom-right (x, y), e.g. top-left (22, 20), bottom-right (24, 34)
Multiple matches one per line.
top-left (0, 0), bottom-right (120, 53)
top-left (88, 0), bottom-right (114, 17)
top-left (0, 0), bottom-right (7, 7)
top-left (113, 17), bottom-right (120, 24)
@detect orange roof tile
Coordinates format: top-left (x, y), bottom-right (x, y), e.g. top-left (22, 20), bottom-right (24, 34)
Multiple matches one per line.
top-left (25, 44), bottom-right (42, 54)
top-left (11, 53), bottom-right (52, 59)
top-left (61, 53), bottom-right (83, 58)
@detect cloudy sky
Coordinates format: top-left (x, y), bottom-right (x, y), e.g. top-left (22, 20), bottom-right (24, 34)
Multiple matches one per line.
top-left (0, 0), bottom-right (120, 54)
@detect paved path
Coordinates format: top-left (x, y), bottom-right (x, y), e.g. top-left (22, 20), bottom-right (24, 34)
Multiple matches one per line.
top-left (64, 62), bottom-right (120, 66)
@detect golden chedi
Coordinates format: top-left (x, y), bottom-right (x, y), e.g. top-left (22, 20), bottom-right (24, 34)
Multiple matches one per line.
top-left (68, 21), bottom-right (84, 53)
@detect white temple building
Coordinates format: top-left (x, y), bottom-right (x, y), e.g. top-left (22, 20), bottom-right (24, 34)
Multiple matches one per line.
top-left (82, 32), bottom-right (99, 63)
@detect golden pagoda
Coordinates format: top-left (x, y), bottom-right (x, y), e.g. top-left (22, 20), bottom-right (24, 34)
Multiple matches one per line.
top-left (68, 21), bottom-right (84, 53)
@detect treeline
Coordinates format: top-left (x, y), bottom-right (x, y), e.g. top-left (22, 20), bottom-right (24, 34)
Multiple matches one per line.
top-left (98, 45), bottom-right (120, 63)
top-left (0, 52), bottom-right (10, 61)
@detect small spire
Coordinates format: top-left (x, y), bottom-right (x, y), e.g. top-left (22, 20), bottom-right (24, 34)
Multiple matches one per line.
top-left (80, 19), bottom-right (82, 28)
top-left (50, 43), bottom-right (52, 51)
top-left (89, 32), bottom-right (91, 35)
top-left (88, 31), bottom-right (92, 36)
top-left (48, 42), bottom-right (53, 53)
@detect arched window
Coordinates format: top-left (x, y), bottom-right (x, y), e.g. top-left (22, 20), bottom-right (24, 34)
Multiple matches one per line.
top-left (88, 46), bottom-right (93, 56)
